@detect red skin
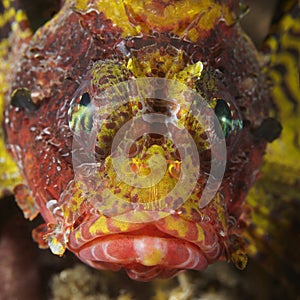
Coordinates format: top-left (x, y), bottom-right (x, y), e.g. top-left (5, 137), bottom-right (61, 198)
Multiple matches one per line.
top-left (4, 2), bottom-right (270, 280)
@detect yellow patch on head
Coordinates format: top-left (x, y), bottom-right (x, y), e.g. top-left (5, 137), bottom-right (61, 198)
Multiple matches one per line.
top-left (74, 0), bottom-right (139, 36)
top-left (74, 0), bottom-right (235, 38)
top-left (127, 48), bottom-right (203, 90)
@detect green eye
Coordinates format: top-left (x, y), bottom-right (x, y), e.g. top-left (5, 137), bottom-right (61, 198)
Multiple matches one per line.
top-left (69, 92), bottom-right (93, 133)
top-left (214, 99), bottom-right (233, 138)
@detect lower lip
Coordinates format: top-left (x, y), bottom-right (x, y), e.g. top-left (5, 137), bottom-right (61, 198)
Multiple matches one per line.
top-left (76, 234), bottom-right (208, 280)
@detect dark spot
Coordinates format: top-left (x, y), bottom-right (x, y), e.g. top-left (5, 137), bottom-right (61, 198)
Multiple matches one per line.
top-left (241, 119), bottom-right (251, 128)
top-left (252, 117), bottom-right (282, 142)
top-left (21, 0), bottom-right (61, 32)
top-left (105, 122), bottom-right (116, 130)
top-left (73, 212), bottom-right (89, 229)
top-left (102, 135), bottom-right (113, 143)
top-left (273, 63), bottom-right (287, 76)
top-left (191, 208), bottom-right (201, 222)
top-left (10, 88), bottom-right (39, 112)
top-left (79, 92), bottom-right (91, 106)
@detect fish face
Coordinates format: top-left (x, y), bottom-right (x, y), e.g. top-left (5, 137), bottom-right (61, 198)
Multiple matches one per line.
top-left (62, 57), bottom-right (228, 280)
top-left (4, 0), bottom-right (272, 281)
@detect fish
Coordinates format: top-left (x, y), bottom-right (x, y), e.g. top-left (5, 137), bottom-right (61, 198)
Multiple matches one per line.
top-left (0, 0), bottom-right (299, 286)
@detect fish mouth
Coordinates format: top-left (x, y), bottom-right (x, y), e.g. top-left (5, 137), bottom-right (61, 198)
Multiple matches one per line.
top-left (73, 226), bottom-right (209, 281)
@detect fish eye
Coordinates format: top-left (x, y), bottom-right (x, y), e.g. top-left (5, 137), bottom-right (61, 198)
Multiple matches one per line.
top-left (214, 99), bottom-right (233, 138)
top-left (68, 92), bottom-right (93, 133)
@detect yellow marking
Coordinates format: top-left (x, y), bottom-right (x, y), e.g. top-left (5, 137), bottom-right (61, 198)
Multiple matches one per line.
top-left (245, 242), bottom-right (259, 257)
top-left (280, 13), bottom-right (300, 31)
top-left (164, 216), bottom-right (188, 239)
top-left (127, 48), bottom-right (203, 90)
top-left (3, 0), bottom-right (12, 9)
top-left (89, 216), bottom-right (110, 235)
top-left (59, 181), bottom-right (90, 222)
top-left (48, 236), bottom-right (66, 256)
top-left (0, 39), bottom-right (10, 57)
top-left (230, 248), bottom-right (248, 270)
top-left (262, 2), bottom-right (300, 173)
top-left (264, 78), bottom-right (300, 170)
top-left (110, 218), bottom-right (132, 232)
top-left (0, 7), bottom-right (16, 27)
top-left (267, 36), bottom-right (279, 53)
top-left (0, 144), bottom-right (22, 196)
top-left (168, 161), bottom-right (181, 179)
top-left (141, 248), bottom-right (164, 266)
top-left (174, 61), bottom-right (203, 83)
top-left (75, 230), bottom-right (82, 241)
top-left (89, 216), bottom-right (131, 235)
top-left (0, 4), bottom-right (26, 195)
top-left (74, 0), bottom-right (235, 38)
top-left (75, 0), bottom-right (138, 36)
top-left (75, 0), bottom-right (89, 10)
top-left (214, 193), bottom-right (227, 230)
top-left (15, 9), bottom-right (28, 22)
top-left (194, 223), bottom-right (205, 242)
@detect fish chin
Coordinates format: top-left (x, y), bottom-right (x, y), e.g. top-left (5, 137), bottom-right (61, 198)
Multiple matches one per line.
top-left (76, 234), bottom-right (208, 281)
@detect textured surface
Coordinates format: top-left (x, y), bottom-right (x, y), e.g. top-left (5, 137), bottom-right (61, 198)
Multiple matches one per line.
top-left (0, 0), bottom-right (299, 298)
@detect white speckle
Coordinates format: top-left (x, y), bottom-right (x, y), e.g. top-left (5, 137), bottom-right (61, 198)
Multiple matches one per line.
top-left (46, 199), bottom-right (59, 210)
top-left (42, 127), bottom-right (51, 135)
top-left (61, 152), bottom-right (70, 157)
top-left (133, 239), bottom-right (146, 255)
top-left (31, 91), bottom-right (41, 98)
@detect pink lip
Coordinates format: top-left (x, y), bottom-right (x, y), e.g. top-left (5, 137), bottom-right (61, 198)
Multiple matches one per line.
top-left (67, 213), bottom-right (222, 281)
top-left (77, 234), bottom-right (208, 281)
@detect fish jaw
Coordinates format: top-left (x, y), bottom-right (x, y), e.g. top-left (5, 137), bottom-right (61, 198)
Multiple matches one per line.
top-left (77, 234), bottom-right (208, 281)
top-left (66, 212), bottom-right (225, 281)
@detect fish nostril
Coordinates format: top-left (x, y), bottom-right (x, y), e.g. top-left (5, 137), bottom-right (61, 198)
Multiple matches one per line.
top-left (10, 88), bottom-right (40, 112)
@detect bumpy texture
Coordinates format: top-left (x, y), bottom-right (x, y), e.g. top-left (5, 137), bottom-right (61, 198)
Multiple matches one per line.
top-left (0, 0), bottom-right (299, 287)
